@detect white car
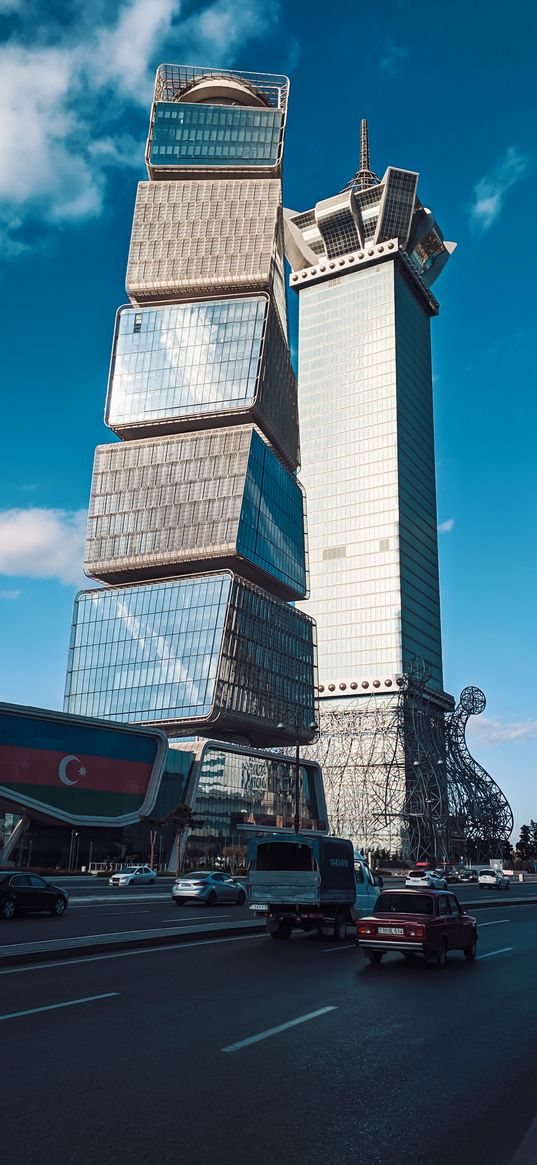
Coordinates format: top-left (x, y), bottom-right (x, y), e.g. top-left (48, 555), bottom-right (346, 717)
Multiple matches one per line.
top-left (478, 868), bottom-right (510, 890)
top-left (405, 869), bottom-right (447, 889)
top-left (109, 865), bottom-right (157, 886)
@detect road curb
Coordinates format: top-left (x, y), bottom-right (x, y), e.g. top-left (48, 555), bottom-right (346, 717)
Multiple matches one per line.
top-left (465, 896), bottom-right (537, 910)
top-left (0, 918), bottom-right (266, 967)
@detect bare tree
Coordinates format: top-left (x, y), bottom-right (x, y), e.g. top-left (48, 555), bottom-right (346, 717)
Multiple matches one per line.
top-left (222, 844), bottom-right (247, 875)
top-left (139, 814), bottom-right (165, 870)
top-left (160, 804), bottom-right (204, 877)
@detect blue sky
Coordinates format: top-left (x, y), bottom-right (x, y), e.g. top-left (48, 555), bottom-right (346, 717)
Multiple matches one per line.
top-left (0, 0), bottom-right (535, 837)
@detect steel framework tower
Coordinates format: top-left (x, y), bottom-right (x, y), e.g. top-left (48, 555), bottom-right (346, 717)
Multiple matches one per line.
top-left (64, 66), bottom-right (317, 751)
top-left (284, 121), bottom-right (513, 860)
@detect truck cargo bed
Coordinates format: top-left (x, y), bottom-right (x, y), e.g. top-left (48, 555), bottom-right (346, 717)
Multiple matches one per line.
top-left (248, 869), bottom-right (321, 905)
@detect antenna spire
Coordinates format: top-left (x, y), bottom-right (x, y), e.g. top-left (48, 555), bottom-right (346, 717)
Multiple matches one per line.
top-left (360, 119), bottom-right (370, 173)
top-left (341, 118), bottom-right (380, 193)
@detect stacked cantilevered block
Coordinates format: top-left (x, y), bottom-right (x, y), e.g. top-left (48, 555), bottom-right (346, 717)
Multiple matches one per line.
top-left (65, 66), bottom-right (317, 747)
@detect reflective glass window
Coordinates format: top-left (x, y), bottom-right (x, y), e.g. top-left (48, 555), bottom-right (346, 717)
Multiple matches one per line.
top-left (107, 298), bottom-right (265, 428)
top-left (192, 747), bottom-right (327, 858)
top-left (150, 103), bottom-right (282, 169)
top-left (64, 577), bottom-right (231, 724)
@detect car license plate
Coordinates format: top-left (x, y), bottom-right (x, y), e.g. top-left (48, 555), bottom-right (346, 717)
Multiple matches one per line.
top-left (250, 904), bottom-right (267, 911)
top-left (378, 926), bottom-right (404, 935)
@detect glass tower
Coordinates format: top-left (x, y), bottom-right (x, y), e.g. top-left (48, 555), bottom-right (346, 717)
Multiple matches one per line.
top-left (285, 121), bottom-right (458, 854)
top-left (65, 66), bottom-right (317, 749)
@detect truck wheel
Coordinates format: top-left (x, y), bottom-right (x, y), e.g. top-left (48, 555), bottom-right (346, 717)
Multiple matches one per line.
top-left (271, 919), bottom-right (292, 940)
top-left (333, 910), bottom-right (348, 943)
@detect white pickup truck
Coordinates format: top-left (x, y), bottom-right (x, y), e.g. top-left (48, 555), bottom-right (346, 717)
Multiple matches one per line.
top-left (247, 832), bottom-right (380, 941)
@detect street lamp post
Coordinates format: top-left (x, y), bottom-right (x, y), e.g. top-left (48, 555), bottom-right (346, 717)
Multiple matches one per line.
top-left (277, 719), bottom-right (317, 835)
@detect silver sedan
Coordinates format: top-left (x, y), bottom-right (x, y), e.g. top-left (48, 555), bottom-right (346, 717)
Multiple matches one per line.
top-left (172, 871), bottom-right (246, 907)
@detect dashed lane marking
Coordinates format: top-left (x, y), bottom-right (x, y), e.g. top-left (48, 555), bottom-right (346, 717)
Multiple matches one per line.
top-left (477, 947), bottom-right (513, 959)
top-left (222, 1006), bottom-right (337, 1053)
top-left (0, 992), bottom-right (119, 1022)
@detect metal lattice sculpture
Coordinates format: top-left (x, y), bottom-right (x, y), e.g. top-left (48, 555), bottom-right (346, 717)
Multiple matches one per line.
top-left (301, 660), bottom-right (513, 864)
top-left (445, 686), bottom-right (513, 858)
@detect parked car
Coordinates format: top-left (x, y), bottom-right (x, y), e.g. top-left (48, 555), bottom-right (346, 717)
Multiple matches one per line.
top-left (172, 871), bottom-right (246, 906)
top-left (458, 869), bottom-right (478, 883)
top-left (356, 888), bottom-right (477, 967)
top-left (0, 872), bottom-right (68, 919)
top-left (478, 868), bottom-right (510, 890)
top-left (405, 869), bottom-right (447, 890)
top-left (109, 865), bottom-right (157, 886)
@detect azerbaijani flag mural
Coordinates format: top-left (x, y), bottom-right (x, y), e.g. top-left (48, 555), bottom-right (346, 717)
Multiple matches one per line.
top-left (0, 703), bottom-right (168, 826)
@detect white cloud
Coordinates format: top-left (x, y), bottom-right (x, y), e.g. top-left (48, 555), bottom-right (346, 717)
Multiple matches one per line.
top-left (0, 0), bottom-right (282, 253)
top-left (438, 518), bottom-right (455, 533)
top-left (92, 0), bottom-right (177, 105)
top-left (0, 589), bottom-right (21, 600)
top-left (468, 717), bottom-right (537, 745)
top-left (0, 508), bottom-right (87, 585)
top-left (379, 41), bottom-right (408, 74)
top-left (469, 146), bottom-right (529, 231)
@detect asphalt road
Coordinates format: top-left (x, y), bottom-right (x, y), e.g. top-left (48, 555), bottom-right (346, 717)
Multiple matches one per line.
top-left (1, 878), bottom-right (534, 947)
top-left (1, 902), bottom-right (537, 1165)
top-left (0, 892), bottom-right (250, 945)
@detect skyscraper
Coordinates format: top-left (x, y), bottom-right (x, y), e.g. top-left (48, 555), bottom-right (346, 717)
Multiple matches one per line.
top-left (64, 66), bottom-right (317, 751)
top-left (285, 122), bottom-right (512, 859)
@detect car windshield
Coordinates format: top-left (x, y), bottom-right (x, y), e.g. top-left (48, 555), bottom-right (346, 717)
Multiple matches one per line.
top-left (179, 872), bottom-right (209, 881)
top-left (376, 893), bottom-right (434, 915)
top-left (480, 870), bottom-right (494, 876)
top-left (119, 868), bottom-right (138, 874)
top-left (408, 871), bottom-right (425, 878)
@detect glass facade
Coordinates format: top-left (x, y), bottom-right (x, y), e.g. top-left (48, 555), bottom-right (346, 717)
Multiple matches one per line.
top-left (297, 262), bottom-right (402, 683)
top-left (375, 168), bottom-right (418, 246)
top-left (150, 103), bottom-right (282, 169)
top-left (65, 575), bottom-right (230, 724)
top-left (295, 260), bottom-right (443, 691)
top-left (191, 745), bottom-right (328, 855)
top-left (105, 296), bottom-right (299, 471)
top-left (65, 574), bottom-right (316, 744)
top-left (84, 426), bottom-right (306, 600)
top-left (237, 430), bottom-right (306, 596)
top-left (107, 298), bottom-right (264, 426)
top-left (395, 270), bottom-right (443, 688)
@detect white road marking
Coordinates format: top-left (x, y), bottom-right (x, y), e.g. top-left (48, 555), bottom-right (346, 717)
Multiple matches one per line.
top-left (322, 945), bottom-right (356, 953)
top-left (478, 947), bottom-right (513, 959)
top-left (0, 933), bottom-right (267, 975)
top-left (0, 992), bottom-right (119, 1022)
top-left (509, 1108), bottom-right (537, 1164)
top-left (478, 919), bottom-right (510, 926)
top-left (158, 915), bottom-right (233, 925)
top-left (222, 1006), bottom-right (337, 1053)
top-left (70, 910), bottom-right (152, 918)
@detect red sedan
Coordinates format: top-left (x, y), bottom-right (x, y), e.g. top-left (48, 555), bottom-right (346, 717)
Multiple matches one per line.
top-left (356, 888), bottom-right (477, 968)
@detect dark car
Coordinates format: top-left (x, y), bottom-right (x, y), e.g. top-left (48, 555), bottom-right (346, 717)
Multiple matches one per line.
top-left (0, 872), bottom-right (69, 920)
top-left (458, 869), bottom-right (478, 883)
top-left (356, 888), bottom-right (477, 968)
